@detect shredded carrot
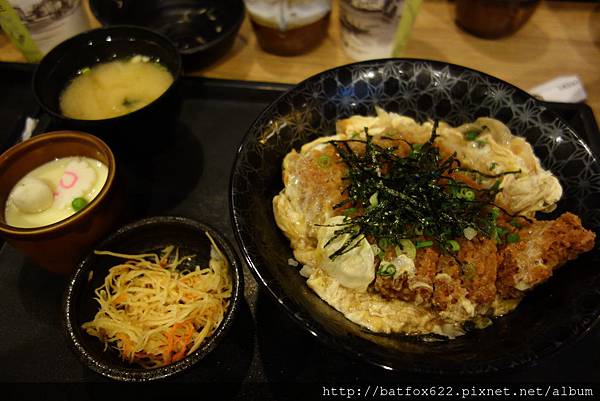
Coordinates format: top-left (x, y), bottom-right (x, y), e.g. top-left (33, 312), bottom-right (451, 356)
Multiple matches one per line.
top-left (82, 241), bottom-right (231, 368)
top-left (116, 333), bottom-right (134, 362)
top-left (161, 320), bottom-right (195, 365)
top-left (112, 294), bottom-right (127, 304)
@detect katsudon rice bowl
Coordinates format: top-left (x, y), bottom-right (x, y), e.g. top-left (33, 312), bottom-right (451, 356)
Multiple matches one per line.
top-left (231, 59), bottom-right (600, 373)
top-left (273, 108), bottom-right (595, 338)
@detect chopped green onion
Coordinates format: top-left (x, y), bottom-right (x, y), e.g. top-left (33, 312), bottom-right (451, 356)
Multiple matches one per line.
top-left (71, 197), bottom-right (88, 211)
top-left (343, 207), bottom-right (357, 216)
top-left (415, 240), bottom-right (433, 249)
top-left (489, 162), bottom-right (498, 171)
top-left (506, 233), bottom-right (520, 243)
top-left (509, 218), bottom-right (522, 228)
top-left (463, 227), bottom-right (477, 240)
top-left (495, 226), bottom-right (508, 237)
top-left (490, 207), bottom-right (500, 221)
top-left (378, 237), bottom-right (393, 250)
top-left (475, 140), bottom-right (487, 148)
top-left (377, 263), bottom-right (396, 277)
top-left (397, 239), bottom-right (416, 259)
top-left (449, 184), bottom-right (459, 198)
top-left (447, 240), bottom-right (460, 252)
top-left (452, 186), bottom-right (475, 201)
top-left (464, 131), bottom-right (480, 141)
top-left (459, 188), bottom-right (475, 201)
top-left (369, 192), bottom-right (379, 207)
top-left (372, 243), bottom-right (384, 259)
top-left (408, 143), bottom-right (423, 158)
top-left (317, 154), bottom-right (331, 168)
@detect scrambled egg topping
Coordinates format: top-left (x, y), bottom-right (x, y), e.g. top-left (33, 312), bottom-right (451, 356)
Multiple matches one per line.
top-left (316, 216), bottom-right (375, 291)
top-left (336, 108), bottom-right (562, 216)
top-left (273, 109), bottom-right (566, 338)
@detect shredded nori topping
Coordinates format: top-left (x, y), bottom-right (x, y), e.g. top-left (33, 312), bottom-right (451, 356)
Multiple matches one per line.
top-left (323, 123), bottom-right (524, 260)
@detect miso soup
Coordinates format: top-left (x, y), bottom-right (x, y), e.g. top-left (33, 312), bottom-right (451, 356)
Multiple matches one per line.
top-left (59, 55), bottom-right (174, 120)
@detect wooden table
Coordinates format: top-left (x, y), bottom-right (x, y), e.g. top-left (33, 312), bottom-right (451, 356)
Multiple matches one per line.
top-left (1, 0), bottom-right (599, 120)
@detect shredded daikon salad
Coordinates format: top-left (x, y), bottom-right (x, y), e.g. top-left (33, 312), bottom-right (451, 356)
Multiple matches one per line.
top-left (82, 233), bottom-right (232, 368)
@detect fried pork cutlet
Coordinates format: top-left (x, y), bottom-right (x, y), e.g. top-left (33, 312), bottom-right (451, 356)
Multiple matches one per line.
top-left (373, 237), bottom-right (500, 318)
top-left (373, 212), bottom-right (596, 319)
top-left (373, 247), bottom-right (438, 306)
top-left (496, 212), bottom-right (596, 299)
top-left (273, 140), bottom-right (347, 265)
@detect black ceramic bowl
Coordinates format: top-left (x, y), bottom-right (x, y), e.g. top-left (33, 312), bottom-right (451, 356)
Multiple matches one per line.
top-left (33, 25), bottom-right (182, 151)
top-left (230, 59), bottom-right (600, 374)
top-left (63, 216), bottom-right (243, 381)
top-left (90, 0), bottom-right (245, 69)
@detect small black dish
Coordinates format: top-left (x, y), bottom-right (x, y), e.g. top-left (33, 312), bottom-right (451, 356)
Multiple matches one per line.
top-left (90, 0), bottom-right (245, 69)
top-left (230, 58), bottom-right (600, 374)
top-left (32, 25), bottom-right (182, 152)
top-left (63, 216), bottom-right (243, 381)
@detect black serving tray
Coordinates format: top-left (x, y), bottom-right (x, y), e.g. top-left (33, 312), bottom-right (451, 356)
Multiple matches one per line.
top-left (1, 62), bottom-right (599, 399)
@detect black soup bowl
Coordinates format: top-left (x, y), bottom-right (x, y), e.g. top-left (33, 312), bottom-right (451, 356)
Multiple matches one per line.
top-left (230, 59), bottom-right (600, 374)
top-left (63, 216), bottom-right (243, 381)
top-left (33, 25), bottom-right (182, 152)
top-left (89, 0), bottom-right (245, 69)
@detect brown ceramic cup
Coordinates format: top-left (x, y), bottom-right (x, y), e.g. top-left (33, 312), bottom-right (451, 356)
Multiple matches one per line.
top-left (455, 0), bottom-right (540, 39)
top-left (245, 1), bottom-right (331, 56)
top-left (0, 131), bottom-right (123, 274)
